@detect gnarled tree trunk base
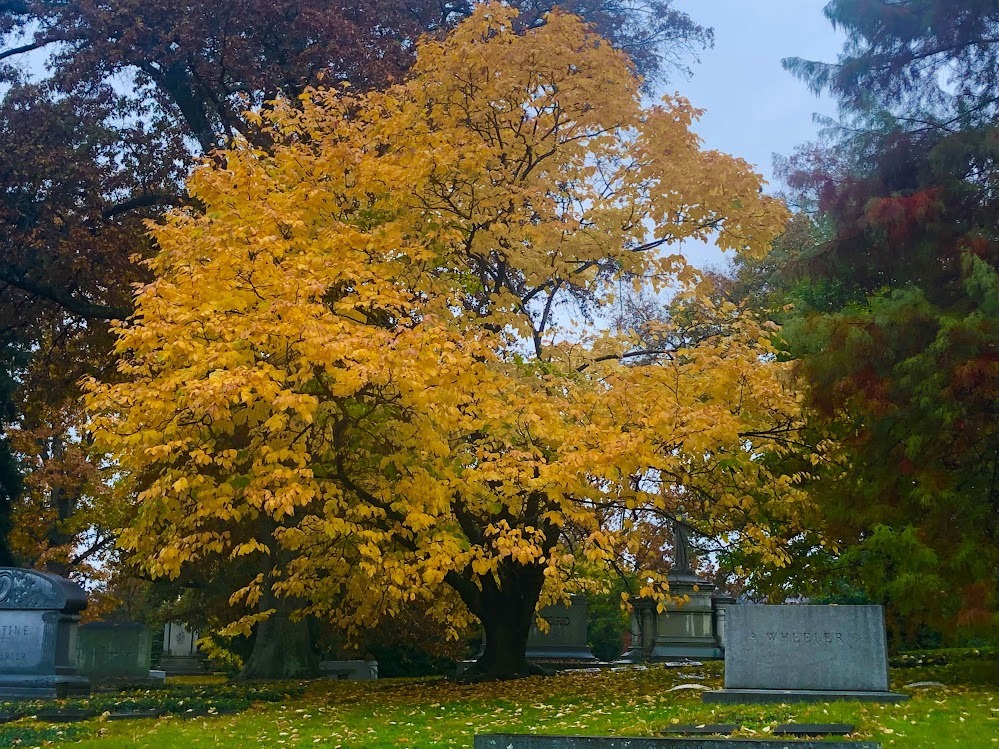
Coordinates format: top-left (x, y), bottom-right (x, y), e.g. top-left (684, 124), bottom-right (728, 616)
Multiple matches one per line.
top-left (238, 586), bottom-right (318, 680)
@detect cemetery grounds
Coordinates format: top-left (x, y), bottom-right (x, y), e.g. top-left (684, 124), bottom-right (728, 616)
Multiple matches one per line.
top-left (0, 648), bottom-right (993, 748)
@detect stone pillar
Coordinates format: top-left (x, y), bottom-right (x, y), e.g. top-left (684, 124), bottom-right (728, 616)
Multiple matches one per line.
top-left (0, 567), bottom-right (90, 698)
top-left (614, 599), bottom-right (653, 664)
top-left (712, 593), bottom-right (736, 651)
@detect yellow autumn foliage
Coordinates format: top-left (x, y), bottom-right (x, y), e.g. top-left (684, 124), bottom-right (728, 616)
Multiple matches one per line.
top-left (87, 4), bottom-right (806, 669)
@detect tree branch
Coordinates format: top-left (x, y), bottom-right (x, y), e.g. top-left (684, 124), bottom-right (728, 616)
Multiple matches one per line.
top-left (101, 192), bottom-right (190, 220)
top-left (0, 36), bottom-right (63, 63)
top-left (576, 347), bottom-right (679, 372)
top-left (0, 263), bottom-right (131, 320)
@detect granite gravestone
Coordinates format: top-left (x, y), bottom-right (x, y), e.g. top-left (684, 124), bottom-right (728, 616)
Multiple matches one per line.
top-left (0, 567), bottom-right (89, 698)
top-left (702, 604), bottom-right (907, 703)
top-left (76, 622), bottom-right (152, 683)
top-left (525, 595), bottom-right (598, 665)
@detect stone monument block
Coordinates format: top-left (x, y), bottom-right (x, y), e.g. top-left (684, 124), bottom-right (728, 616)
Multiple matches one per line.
top-left (617, 520), bottom-right (726, 663)
top-left (526, 595), bottom-right (598, 664)
top-left (0, 567), bottom-right (89, 698)
top-left (76, 622), bottom-right (152, 682)
top-left (647, 585), bottom-right (722, 661)
top-left (703, 604), bottom-right (907, 703)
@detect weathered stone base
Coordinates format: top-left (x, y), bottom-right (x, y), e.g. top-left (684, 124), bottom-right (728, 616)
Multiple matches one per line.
top-left (526, 647), bottom-right (600, 663)
top-left (702, 689), bottom-right (908, 704)
top-left (648, 643), bottom-right (722, 661)
top-left (319, 660), bottom-right (378, 681)
top-left (87, 672), bottom-right (167, 691)
top-left (158, 655), bottom-right (202, 675)
top-left (0, 674), bottom-right (90, 699)
top-left (474, 734), bottom-right (881, 749)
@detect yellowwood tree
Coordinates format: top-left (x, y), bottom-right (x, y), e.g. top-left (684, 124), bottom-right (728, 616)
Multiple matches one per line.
top-left (88, 5), bottom-right (804, 678)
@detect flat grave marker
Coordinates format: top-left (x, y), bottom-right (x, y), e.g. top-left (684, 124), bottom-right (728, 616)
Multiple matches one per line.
top-left (774, 724), bottom-right (854, 736)
top-left (475, 735), bottom-right (881, 749)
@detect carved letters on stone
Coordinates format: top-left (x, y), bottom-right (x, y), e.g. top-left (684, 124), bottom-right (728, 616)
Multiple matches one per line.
top-left (0, 567), bottom-right (90, 697)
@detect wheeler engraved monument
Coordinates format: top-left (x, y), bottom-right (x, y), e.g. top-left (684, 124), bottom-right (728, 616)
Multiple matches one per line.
top-left (703, 604), bottom-right (907, 703)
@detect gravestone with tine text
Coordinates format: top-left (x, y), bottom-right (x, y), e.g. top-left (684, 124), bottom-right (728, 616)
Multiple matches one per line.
top-left (0, 567), bottom-right (89, 698)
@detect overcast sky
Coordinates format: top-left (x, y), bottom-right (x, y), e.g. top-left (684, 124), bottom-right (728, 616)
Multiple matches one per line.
top-left (666, 0), bottom-right (846, 267)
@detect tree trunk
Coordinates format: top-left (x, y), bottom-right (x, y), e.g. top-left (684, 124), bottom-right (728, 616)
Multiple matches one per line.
top-left (449, 561), bottom-right (547, 680)
top-left (239, 577), bottom-right (318, 680)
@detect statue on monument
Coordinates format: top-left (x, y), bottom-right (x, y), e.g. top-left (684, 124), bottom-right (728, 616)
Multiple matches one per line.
top-left (672, 516), bottom-right (693, 575)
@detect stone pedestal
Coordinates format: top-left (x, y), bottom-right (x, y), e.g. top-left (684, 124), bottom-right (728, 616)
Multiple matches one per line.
top-left (711, 593), bottom-right (736, 651)
top-left (159, 622), bottom-right (202, 675)
top-left (617, 582), bottom-right (730, 663)
top-left (76, 622), bottom-right (153, 684)
top-left (648, 572), bottom-right (723, 661)
top-left (0, 567), bottom-right (90, 698)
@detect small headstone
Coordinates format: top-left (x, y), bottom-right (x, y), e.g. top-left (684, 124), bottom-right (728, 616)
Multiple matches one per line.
top-left (703, 605), bottom-right (907, 704)
top-left (0, 567), bottom-right (90, 698)
top-left (0, 710), bottom-right (24, 723)
top-left (903, 681), bottom-right (945, 689)
top-left (774, 724), bottom-right (854, 736)
top-left (76, 622), bottom-right (152, 683)
top-left (661, 724), bottom-right (737, 735)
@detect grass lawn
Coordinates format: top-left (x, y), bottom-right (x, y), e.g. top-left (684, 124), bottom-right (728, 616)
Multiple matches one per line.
top-left (4, 651), bottom-right (996, 748)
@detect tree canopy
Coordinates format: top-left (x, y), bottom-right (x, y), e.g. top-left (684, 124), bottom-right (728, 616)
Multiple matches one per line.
top-left (88, 4), bottom-right (800, 678)
top-left (0, 0), bottom-right (712, 576)
top-left (768, 0), bottom-right (999, 636)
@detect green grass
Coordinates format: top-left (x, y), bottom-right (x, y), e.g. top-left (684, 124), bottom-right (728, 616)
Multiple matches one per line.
top-left (4, 653), bottom-right (996, 748)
